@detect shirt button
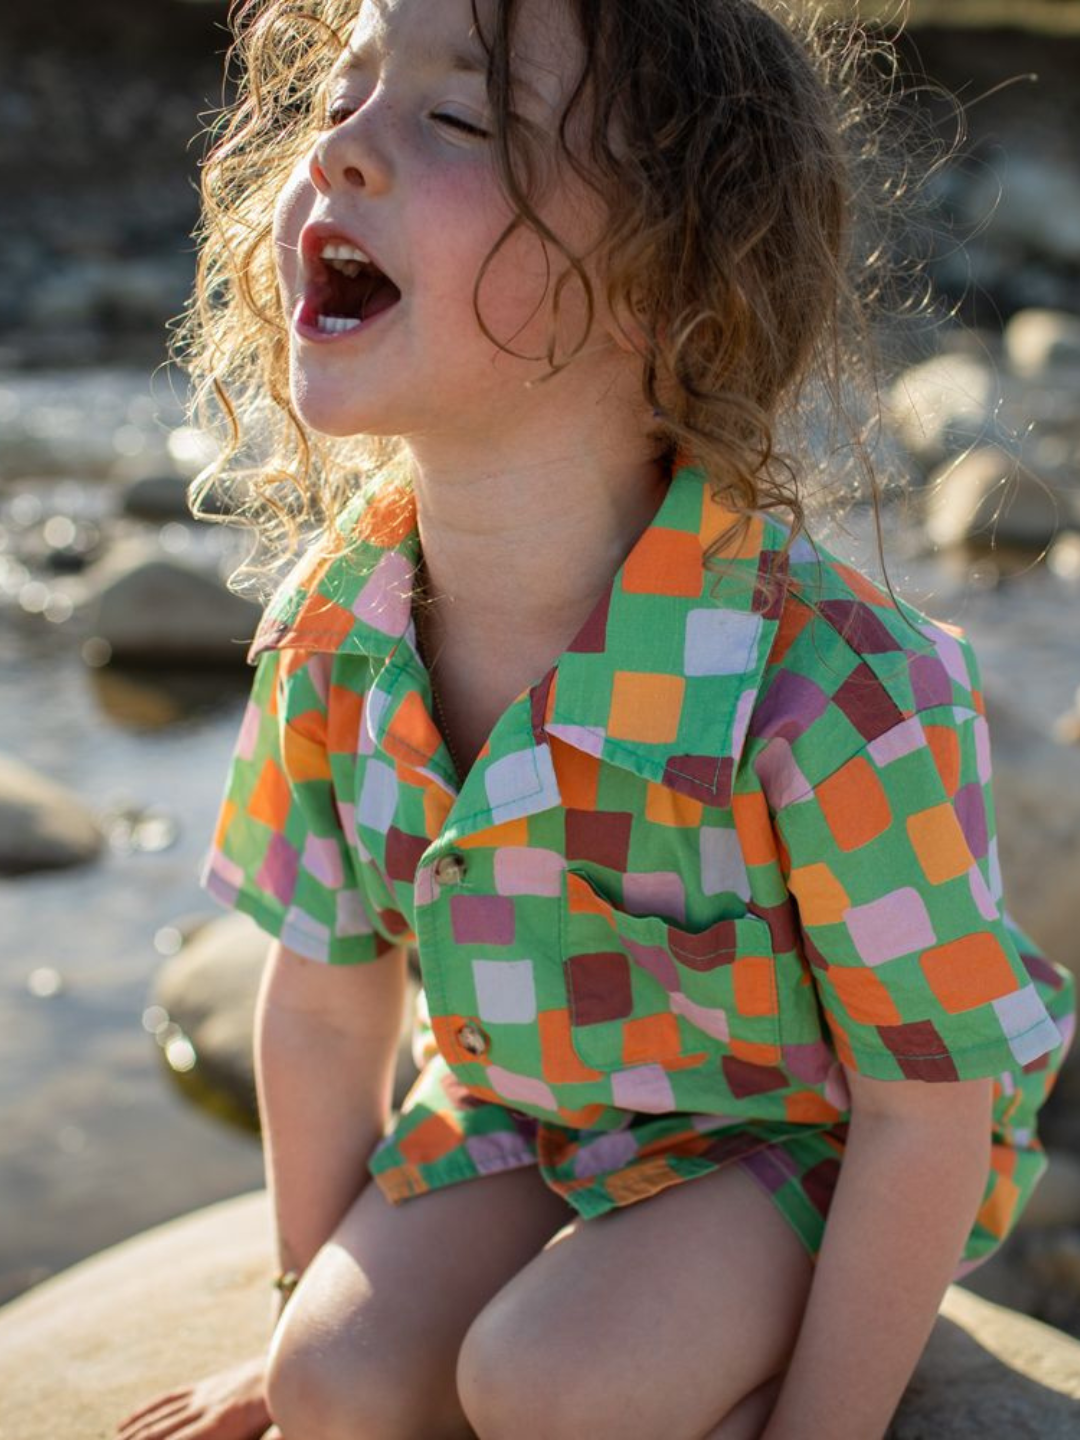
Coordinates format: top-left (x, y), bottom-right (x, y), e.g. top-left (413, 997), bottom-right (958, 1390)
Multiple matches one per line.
top-left (457, 1021), bottom-right (489, 1056)
top-left (433, 852), bottom-right (467, 885)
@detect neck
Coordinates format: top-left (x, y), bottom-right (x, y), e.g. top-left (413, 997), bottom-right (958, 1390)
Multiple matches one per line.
top-left (404, 425), bottom-right (669, 650)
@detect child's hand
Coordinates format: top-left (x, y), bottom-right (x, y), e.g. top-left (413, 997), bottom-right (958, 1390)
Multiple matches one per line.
top-left (115, 1355), bottom-right (271, 1440)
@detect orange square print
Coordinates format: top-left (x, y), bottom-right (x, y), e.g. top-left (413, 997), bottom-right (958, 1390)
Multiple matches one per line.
top-left (213, 797), bottom-right (238, 850)
top-left (645, 782), bottom-right (703, 828)
top-left (732, 956), bottom-right (778, 1017)
top-left (727, 1036), bottom-right (782, 1066)
top-left (924, 725), bottom-right (961, 797)
top-left (290, 597), bottom-right (360, 652)
top-left (975, 1167), bottom-right (1020, 1241)
top-left (787, 862), bottom-right (850, 926)
top-left (907, 804), bottom-right (972, 885)
top-left (826, 965), bottom-right (903, 1026)
top-left (622, 1012), bottom-right (684, 1065)
top-left (608, 672), bottom-right (685, 743)
top-left (537, 1010), bottom-right (605, 1085)
top-left (920, 933), bottom-right (1020, 1013)
top-left (397, 1112), bottom-right (464, 1166)
top-left (281, 716), bottom-right (333, 784)
top-left (248, 757), bottom-right (291, 830)
top-left (622, 528), bottom-right (704, 596)
top-left (550, 737), bottom-right (600, 810)
top-left (816, 756), bottom-right (891, 851)
top-left (731, 789), bottom-right (776, 867)
top-left (327, 683), bottom-right (364, 755)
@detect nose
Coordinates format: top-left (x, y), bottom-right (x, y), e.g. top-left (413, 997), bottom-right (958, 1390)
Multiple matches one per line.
top-left (307, 106), bottom-right (392, 196)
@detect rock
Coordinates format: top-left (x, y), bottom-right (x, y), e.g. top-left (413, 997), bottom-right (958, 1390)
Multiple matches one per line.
top-left (887, 1286), bottom-right (1080, 1438)
top-left (1047, 534), bottom-right (1080, 586)
top-left (886, 351), bottom-right (999, 470)
top-left (962, 151), bottom-right (1080, 270)
top-left (984, 687), bottom-right (1080, 983)
top-left (1015, 1151), bottom-right (1080, 1232)
top-left (924, 444), bottom-right (1068, 553)
top-left (1, 1189), bottom-right (1078, 1440)
top-left (0, 368), bottom-right (183, 482)
top-left (82, 538), bottom-right (262, 666)
top-left (0, 751), bottom-right (103, 874)
top-left (120, 473), bottom-right (195, 522)
top-left (1005, 309), bottom-right (1080, 380)
top-left (151, 913), bottom-right (421, 1130)
top-left (25, 256), bottom-right (193, 334)
top-left (0, 1191), bottom-right (274, 1440)
top-left (1053, 683), bottom-right (1080, 746)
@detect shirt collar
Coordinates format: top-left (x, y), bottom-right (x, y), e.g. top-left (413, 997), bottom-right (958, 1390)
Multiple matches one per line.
top-left (249, 458), bottom-right (789, 806)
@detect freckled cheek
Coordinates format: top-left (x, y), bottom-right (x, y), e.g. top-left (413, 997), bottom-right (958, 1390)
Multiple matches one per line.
top-left (408, 166), bottom-right (522, 313)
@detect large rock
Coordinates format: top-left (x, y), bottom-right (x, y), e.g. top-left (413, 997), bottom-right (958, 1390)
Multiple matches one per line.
top-left (889, 1286), bottom-right (1080, 1438)
top-left (886, 351), bottom-right (999, 470)
top-left (0, 1191), bottom-right (274, 1440)
top-left (1005, 309), bottom-right (1080, 380)
top-left (82, 538), bottom-right (262, 666)
top-left (1, 1190), bottom-right (1078, 1440)
top-left (985, 688), bottom-right (1080, 984)
top-left (924, 444), bottom-right (1073, 553)
top-left (151, 913), bottom-right (421, 1130)
top-left (0, 752), bottom-right (104, 874)
top-left (119, 473), bottom-right (196, 523)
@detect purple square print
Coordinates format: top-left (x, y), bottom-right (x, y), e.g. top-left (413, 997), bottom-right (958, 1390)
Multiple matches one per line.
top-left (844, 888), bottom-right (935, 965)
top-left (451, 894), bottom-right (516, 945)
top-left (623, 871), bottom-right (686, 924)
top-left (611, 1064), bottom-right (676, 1113)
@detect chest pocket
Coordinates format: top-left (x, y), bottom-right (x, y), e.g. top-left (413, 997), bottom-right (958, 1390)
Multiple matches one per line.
top-left (561, 868), bottom-right (783, 1073)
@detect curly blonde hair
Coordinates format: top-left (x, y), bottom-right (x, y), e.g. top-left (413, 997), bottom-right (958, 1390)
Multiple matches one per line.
top-left (178, 0), bottom-right (929, 590)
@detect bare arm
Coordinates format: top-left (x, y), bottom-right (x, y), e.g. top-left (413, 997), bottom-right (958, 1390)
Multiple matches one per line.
top-left (760, 1070), bottom-right (994, 1440)
top-left (255, 938), bottom-right (410, 1329)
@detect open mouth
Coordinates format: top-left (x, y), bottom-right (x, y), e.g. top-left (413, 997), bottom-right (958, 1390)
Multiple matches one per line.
top-left (300, 241), bottom-right (403, 334)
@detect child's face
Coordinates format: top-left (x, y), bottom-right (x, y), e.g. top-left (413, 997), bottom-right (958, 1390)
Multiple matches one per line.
top-left (273, 0), bottom-right (616, 445)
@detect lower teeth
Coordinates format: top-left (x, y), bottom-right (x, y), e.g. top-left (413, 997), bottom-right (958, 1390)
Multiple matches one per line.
top-left (317, 314), bottom-right (362, 334)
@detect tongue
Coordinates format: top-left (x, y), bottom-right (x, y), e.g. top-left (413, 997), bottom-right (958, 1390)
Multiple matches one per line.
top-left (358, 272), bottom-right (401, 321)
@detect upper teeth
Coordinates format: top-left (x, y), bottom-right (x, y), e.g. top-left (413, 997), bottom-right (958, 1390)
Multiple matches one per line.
top-left (321, 241), bottom-right (371, 277)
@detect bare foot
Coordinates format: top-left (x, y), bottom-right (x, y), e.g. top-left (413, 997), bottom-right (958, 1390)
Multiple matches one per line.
top-left (115, 1354), bottom-right (271, 1440)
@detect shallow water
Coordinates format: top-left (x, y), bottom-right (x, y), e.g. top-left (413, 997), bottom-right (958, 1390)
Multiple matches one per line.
top-left (1, 369), bottom-right (1079, 1309)
top-left (0, 620), bottom-right (263, 1303)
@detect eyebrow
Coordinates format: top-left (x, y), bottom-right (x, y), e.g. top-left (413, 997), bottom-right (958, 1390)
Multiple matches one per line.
top-left (329, 40), bottom-right (548, 105)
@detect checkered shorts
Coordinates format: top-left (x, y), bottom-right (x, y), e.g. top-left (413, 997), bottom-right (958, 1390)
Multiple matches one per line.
top-left (367, 1043), bottom-right (1033, 1277)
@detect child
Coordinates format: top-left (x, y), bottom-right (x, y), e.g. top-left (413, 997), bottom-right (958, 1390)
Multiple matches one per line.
top-left (118, 1), bottom-right (1076, 1438)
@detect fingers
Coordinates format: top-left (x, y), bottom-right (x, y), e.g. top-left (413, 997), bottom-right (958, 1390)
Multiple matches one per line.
top-left (118, 1399), bottom-right (194, 1434)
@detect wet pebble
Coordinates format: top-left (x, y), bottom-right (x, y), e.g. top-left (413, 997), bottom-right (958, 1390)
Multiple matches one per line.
top-left (0, 752), bottom-right (104, 875)
top-left (81, 539), bottom-right (262, 667)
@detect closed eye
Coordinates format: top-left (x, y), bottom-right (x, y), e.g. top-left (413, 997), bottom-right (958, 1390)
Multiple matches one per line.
top-left (432, 112), bottom-right (490, 139)
top-left (325, 98), bottom-right (357, 128)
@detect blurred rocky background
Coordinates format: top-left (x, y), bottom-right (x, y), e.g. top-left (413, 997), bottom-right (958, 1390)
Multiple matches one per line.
top-left (2, 2), bottom-right (1080, 1425)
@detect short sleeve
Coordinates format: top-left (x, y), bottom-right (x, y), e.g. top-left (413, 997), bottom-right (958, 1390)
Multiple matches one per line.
top-left (200, 649), bottom-right (405, 964)
top-left (774, 703), bottom-right (1066, 1081)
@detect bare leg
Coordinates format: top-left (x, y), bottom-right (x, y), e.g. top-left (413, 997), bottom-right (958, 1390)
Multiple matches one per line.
top-left (456, 1163), bottom-right (814, 1440)
top-left (265, 1164), bottom-right (574, 1440)
top-left (702, 1376), bottom-right (784, 1440)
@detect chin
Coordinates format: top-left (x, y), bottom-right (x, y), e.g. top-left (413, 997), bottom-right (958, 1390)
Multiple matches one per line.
top-left (289, 380), bottom-right (386, 439)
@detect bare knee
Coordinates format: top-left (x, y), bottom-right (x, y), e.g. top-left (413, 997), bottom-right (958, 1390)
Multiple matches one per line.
top-left (457, 1300), bottom-right (581, 1440)
top-left (266, 1304), bottom-right (460, 1440)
